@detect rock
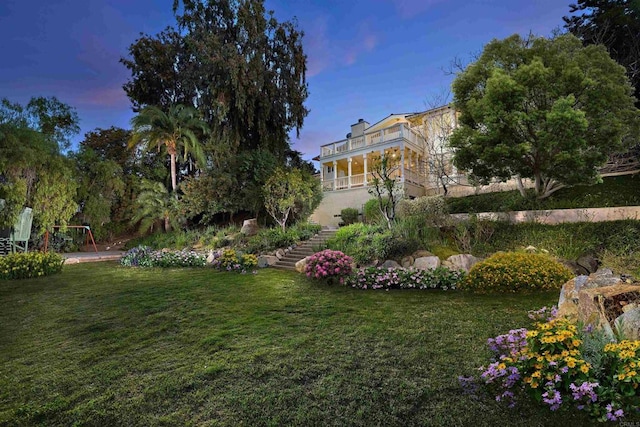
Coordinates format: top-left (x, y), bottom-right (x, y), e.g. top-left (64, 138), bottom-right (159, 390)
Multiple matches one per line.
top-left (240, 218), bottom-right (259, 236)
top-left (284, 248), bottom-right (290, 254)
top-left (206, 250), bottom-right (216, 264)
top-left (401, 256), bottom-right (414, 268)
top-left (589, 268), bottom-right (622, 287)
top-left (562, 260), bottom-right (589, 276)
top-left (381, 260), bottom-right (401, 269)
top-left (295, 257), bottom-right (309, 273)
top-left (558, 275), bottom-right (589, 307)
top-left (524, 245), bottom-right (537, 252)
top-left (275, 249), bottom-right (285, 260)
top-left (412, 250), bottom-right (434, 259)
top-left (444, 254), bottom-right (479, 273)
top-left (577, 284), bottom-right (640, 328)
top-left (64, 257), bottom-right (80, 265)
top-left (414, 256), bottom-right (441, 271)
top-left (257, 255), bottom-right (279, 268)
top-left (615, 307), bottom-right (640, 340)
top-left (577, 254), bottom-right (599, 274)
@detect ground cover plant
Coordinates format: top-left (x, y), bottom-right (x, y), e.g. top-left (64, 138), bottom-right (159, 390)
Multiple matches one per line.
top-left (0, 251), bottom-right (64, 280)
top-left (0, 263), bottom-right (606, 426)
top-left (120, 245), bottom-right (206, 268)
top-left (446, 174), bottom-right (640, 214)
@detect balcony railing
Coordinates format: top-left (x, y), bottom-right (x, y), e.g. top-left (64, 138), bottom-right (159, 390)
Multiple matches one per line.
top-left (321, 169), bottom-right (425, 192)
top-left (320, 123), bottom-right (422, 158)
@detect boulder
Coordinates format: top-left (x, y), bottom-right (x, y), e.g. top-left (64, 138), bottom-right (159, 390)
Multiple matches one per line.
top-left (381, 260), bottom-right (401, 269)
top-left (414, 256), bottom-right (441, 271)
top-left (562, 260), bottom-right (589, 276)
top-left (240, 218), bottom-right (259, 236)
top-left (576, 254), bottom-right (599, 274)
top-left (275, 249), bottom-right (286, 260)
top-left (257, 255), bottom-right (279, 268)
top-left (524, 245), bottom-right (537, 252)
top-left (614, 307), bottom-right (640, 341)
top-left (412, 250), bottom-right (434, 259)
top-left (578, 284), bottom-right (640, 329)
top-left (295, 257), bottom-right (310, 273)
top-left (206, 250), bottom-right (216, 264)
top-left (64, 257), bottom-right (80, 265)
top-left (401, 256), bottom-right (414, 268)
top-left (443, 254), bottom-right (479, 273)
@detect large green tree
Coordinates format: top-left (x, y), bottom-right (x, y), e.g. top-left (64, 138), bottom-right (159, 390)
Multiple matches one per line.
top-left (564, 0), bottom-right (640, 108)
top-left (263, 168), bottom-right (315, 231)
top-left (450, 34), bottom-right (640, 199)
top-left (130, 104), bottom-right (208, 193)
top-left (121, 0), bottom-right (308, 157)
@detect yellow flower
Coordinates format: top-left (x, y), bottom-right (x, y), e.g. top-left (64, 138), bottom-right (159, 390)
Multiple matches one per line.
top-left (580, 364), bottom-right (589, 374)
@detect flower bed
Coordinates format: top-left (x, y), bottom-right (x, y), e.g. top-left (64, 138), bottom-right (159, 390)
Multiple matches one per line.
top-left (121, 245), bottom-right (206, 268)
top-left (304, 249), bottom-right (353, 285)
top-left (467, 306), bottom-right (640, 422)
top-left (210, 249), bottom-right (257, 273)
top-left (349, 266), bottom-right (463, 290)
top-left (0, 252), bottom-right (64, 280)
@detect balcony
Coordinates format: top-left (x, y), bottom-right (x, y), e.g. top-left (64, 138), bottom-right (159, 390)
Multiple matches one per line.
top-left (320, 123), bottom-right (422, 158)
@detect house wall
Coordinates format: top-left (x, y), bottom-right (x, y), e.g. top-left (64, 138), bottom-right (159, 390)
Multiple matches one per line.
top-left (310, 187), bottom-right (375, 227)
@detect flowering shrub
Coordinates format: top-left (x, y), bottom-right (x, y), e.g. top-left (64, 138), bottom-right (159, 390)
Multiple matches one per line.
top-left (460, 252), bottom-right (573, 293)
top-left (0, 252), bottom-right (64, 280)
top-left (471, 307), bottom-right (640, 422)
top-left (120, 245), bottom-right (206, 268)
top-left (305, 249), bottom-right (353, 285)
top-left (210, 249), bottom-right (257, 273)
top-left (349, 266), bottom-right (464, 290)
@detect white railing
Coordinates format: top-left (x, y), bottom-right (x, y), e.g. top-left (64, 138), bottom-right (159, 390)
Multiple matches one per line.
top-left (335, 177), bottom-right (349, 190)
top-left (350, 174), bottom-right (365, 187)
top-left (320, 123), bottom-right (425, 158)
top-left (321, 170), bottom-right (416, 191)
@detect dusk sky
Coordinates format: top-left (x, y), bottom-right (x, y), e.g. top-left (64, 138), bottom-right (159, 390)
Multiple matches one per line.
top-left (1, 0), bottom-right (574, 160)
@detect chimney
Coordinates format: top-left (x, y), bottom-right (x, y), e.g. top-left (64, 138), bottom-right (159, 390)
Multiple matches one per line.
top-left (351, 119), bottom-right (369, 138)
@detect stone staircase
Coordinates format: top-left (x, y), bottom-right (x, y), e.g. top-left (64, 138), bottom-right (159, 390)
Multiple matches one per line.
top-left (274, 227), bottom-right (337, 271)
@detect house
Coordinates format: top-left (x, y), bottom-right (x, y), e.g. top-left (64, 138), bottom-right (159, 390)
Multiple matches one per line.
top-left (310, 105), bottom-right (464, 226)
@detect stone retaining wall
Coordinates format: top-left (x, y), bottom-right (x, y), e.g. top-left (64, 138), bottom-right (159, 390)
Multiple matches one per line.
top-left (451, 206), bottom-right (640, 225)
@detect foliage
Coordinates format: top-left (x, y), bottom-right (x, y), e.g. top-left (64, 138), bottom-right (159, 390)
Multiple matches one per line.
top-left (451, 216), bottom-right (496, 254)
top-left (446, 174), bottom-right (640, 214)
top-left (0, 178), bottom-right (27, 230)
top-left (263, 168), bottom-right (315, 231)
top-left (131, 180), bottom-right (181, 233)
top-left (245, 223), bottom-right (321, 254)
top-left (210, 249), bottom-right (258, 273)
top-left (120, 245), bottom-right (206, 268)
top-left (304, 249), bottom-right (353, 285)
top-left (340, 208), bottom-right (359, 225)
top-left (121, 0), bottom-right (308, 158)
top-left (363, 197), bottom-right (387, 225)
top-left (461, 252), bottom-right (573, 293)
top-left (564, 0), bottom-right (640, 109)
top-left (396, 195), bottom-right (451, 227)
top-left (475, 313), bottom-right (640, 422)
top-left (367, 153), bottom-right (403, 228)
top-left (451, 33), bottom-right (640, 199)
top-left (326, 223), bottom-right (392, 265)
top-left (0, 252), bottom-right (64, 280)
top-left (130, 104), bottom-right (208, 193)
top-left (349, 266), bottom-right (464, 290)
top-left (31, 165), bottom-right (78, 233)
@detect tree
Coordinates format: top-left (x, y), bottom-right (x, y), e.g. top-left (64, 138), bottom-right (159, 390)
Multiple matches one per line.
top-left (263, 168), bottom-right (313, 231)
top-left (130, 104), bottom-right (208, 193)
top-left (450, 34), bottom-right (640, 199)
top-left (564, 0), bottom-right (640, 108)
top-left (367, 153), bottom-right (403, 229)
top-left (121, 0), bottom-right (308, 157)
top-left (131, 180), bottom-right (180, 233)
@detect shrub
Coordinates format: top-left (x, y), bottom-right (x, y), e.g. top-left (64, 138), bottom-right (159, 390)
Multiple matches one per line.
top-left (397, 195), bottom-right (450, 227)
top-left (0, 252), bottom-right (64, 280)
top-left (120, 245), bottom-right (206, 268)
top-left (350, 266), bottom-right (464, 290)
top-left (461, 252), bottom-right (573, 293)
top-left (340, 208), bottom-right (359, 225)
top-left (363, 198), bottom-right (387, 225)
top-left (288, 222), bottom-right (322, 241)
top-left (304, 249), bottom-right (353, 285)
top-left (210, 249), bottom-right (257, 273)
top-left (326, 223), bottom-right (391, 265)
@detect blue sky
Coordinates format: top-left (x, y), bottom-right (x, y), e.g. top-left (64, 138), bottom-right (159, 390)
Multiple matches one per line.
top-left (0, 0), bottom-right (573, 160)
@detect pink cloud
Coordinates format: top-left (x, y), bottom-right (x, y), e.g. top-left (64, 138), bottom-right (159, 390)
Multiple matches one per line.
top-left (343, 21), bottom-right (378, 67)
top-left (74, 85), bottom-right (129, 108)
top-left (304, 16), bottom-right (332, 77)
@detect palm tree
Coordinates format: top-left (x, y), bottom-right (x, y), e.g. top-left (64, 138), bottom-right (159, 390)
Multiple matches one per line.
top-left (131, 180), bottom-right (180, 233)
top-left (130, 104), bottom-right (208, 193)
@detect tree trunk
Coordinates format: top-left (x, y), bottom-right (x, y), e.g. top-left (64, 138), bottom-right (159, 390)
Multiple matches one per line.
top-left (170, 152), bottom-right (177, 194)
top-left (515, 175), bottom-right (527, 198)
top-left (164, 215), bottom-right (171, 232)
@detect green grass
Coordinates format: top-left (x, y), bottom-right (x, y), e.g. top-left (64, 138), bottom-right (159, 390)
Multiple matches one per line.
top-left (447, 173), bottom-right (640, 213)
top-left (0, 264), bottom-right (609, 426)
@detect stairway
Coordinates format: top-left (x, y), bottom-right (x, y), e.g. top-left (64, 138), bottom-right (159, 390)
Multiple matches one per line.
top-left (274, 227), bottom-right (337, 271)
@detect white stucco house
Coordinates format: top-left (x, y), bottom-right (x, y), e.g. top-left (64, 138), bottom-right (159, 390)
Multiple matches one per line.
top-left (310, 105), bottom-right (465, 226)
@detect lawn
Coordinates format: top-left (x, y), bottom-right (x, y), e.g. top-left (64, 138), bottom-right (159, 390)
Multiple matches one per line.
top-left (0, 264), bottom-right (600, 426)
